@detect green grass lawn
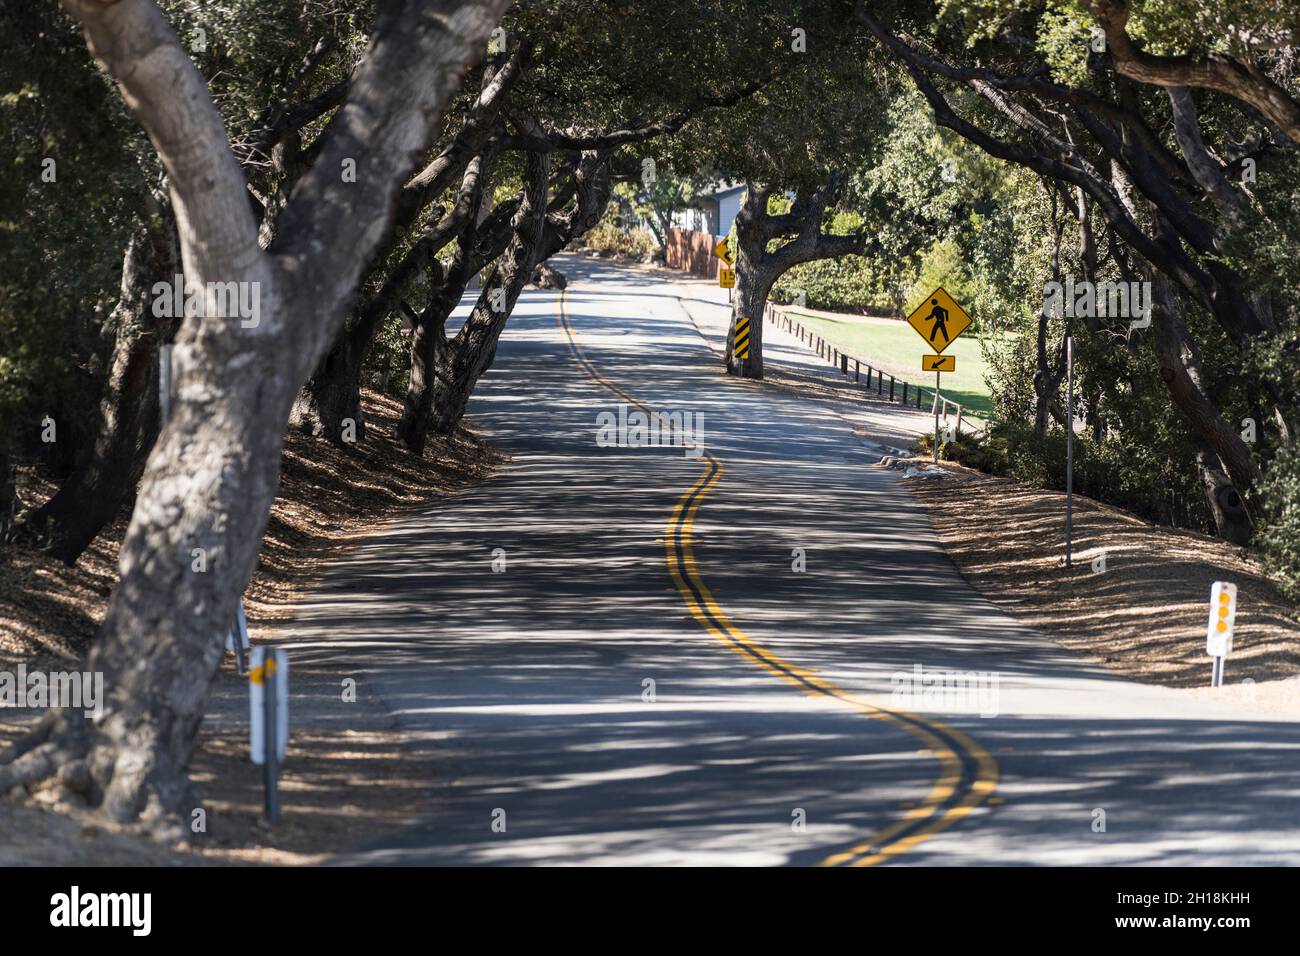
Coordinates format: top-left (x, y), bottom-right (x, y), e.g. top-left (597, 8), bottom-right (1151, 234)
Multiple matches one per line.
top-left (784, 310), bottom-right (995, 419)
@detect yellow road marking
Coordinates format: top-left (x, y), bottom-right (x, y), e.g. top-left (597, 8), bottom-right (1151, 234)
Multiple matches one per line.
top-left (556, 289), bottom-right (997, 865)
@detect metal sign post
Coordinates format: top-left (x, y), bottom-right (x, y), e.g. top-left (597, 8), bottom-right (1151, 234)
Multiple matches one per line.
top-left (158, 344), bottom-right (173, 422)
top-left (1065, 335), bottom-right (1074, 569)
top-left (226, 603), bottom-right (250, 675)
top-left (933, 370), bottom-right (941, 463)
top-left (714, 241), bottom-right (739, 341)
top-left (905, 287), bottom-right (972, 465)
top-left (250, 647), bottom-right (288, 824)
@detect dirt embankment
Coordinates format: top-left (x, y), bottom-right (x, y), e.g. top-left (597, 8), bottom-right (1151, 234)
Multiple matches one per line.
top-left (0, 391), bottom-right (501, 864)
top-left (905, 463), bottom-right (1300, 695)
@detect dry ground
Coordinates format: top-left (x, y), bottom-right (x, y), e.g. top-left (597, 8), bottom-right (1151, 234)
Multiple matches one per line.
top-left (0, 390), bottom-right (502, 864)
top-left (905, 463), bottom-right (1300, 691)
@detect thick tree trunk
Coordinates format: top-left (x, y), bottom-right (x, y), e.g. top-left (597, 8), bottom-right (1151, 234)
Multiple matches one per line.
top-left (1149, 275), bottom-right (1257, 542)
top-left (24, 215), bottom-right (179, 563)
top-left (427, 148), bottom-right (550, 436)
top-left (1196, 442), bottom-right (1254, 544)
top-left (287, 54), bottom-right (522, 446)
top-left (727, 248), bottom-right (774, 380)
top-left (420, 149), bottom-right (609, 439)
top-left (426, 321), bottom-right (493, 438)
top-left (1032, 309), bottom-right (1062, 438)
top-left (722, 178), bottom-right (873, 380)
top-left (397, 308), bottom-right (451, 455)
top-left (28, 334), bottom-right (160, 561)
top-left (0, 0), bottom-right (509, 831)
top-left (289, 320), bottom-right (368, 445)
top-left (726, 187), bottom-right (773, 379)
top-left (398, 154), bottom-right (491, 454)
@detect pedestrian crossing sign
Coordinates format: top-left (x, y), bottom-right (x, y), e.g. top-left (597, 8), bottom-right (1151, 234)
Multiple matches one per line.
top-left (907, 287), bottom-right (971, 354)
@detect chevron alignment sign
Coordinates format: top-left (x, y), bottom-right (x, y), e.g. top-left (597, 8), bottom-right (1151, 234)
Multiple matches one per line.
top-left (734, 316), bottom-right (751, 359)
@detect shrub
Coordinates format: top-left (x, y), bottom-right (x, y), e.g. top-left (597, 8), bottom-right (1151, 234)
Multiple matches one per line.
top-left (579, 219), bottom-right (658, 259)
top-left (770, 256), bottom-right (893, 313)
top-left (946, 421), bottom-right (1211, 532)
top-left (1257, 446), bottom-right (1300, 599)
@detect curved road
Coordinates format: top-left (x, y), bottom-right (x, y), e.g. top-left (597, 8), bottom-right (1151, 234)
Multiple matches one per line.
top-left (287, 255), bottom-right (1300, 866)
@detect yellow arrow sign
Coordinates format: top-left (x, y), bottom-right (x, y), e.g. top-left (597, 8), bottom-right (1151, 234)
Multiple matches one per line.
top-left (719, 267), bottom-right (735, 289)
top-left (907, 287), bottom-right (971, 354)
top-left (922, 354), bottom-right (955, 372)
top-left (713, 238), bottom-right (734, 266)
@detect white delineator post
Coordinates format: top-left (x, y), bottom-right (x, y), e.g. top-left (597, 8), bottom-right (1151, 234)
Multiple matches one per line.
top-left (1206, 581), bottom-right (1238, 687)
top-left (250, 646), bottom-right (288, 824)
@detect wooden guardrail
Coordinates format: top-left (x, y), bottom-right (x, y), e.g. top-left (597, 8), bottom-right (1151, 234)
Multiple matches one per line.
top-left (763, 303), bottom-right (973, 435)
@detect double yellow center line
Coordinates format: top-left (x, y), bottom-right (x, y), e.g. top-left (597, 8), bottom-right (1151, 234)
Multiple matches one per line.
top-left (557, 289), bottom-right (997, 866)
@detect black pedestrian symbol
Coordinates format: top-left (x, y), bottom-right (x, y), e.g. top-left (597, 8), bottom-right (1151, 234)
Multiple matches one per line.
top-left (925, 298), bottom-right (949, 344)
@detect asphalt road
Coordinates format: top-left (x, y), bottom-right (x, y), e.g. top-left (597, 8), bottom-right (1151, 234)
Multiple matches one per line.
top-left (288, 255), bottom-right (1300, 866)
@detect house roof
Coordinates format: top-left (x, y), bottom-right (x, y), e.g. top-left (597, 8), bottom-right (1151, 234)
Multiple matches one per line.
top-left (699, 182), bottom-right (746, 200)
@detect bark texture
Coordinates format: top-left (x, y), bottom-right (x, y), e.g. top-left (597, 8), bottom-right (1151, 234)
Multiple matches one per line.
top-left (396, 153), bottom-right (493, 454)
top-left (289, 47), bottom-right (525, 442)
top-left (419, 149), bottom-right (611, 440)
top-left (1088, 0), bottom-right (1300, 142)
top-left (0, 0), bottom-right (511, 831)
top-left (425, 146), bottom-right (551, 437)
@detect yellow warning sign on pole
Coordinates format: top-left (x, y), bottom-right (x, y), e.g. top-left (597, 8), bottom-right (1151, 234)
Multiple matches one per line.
top-left (719, 267), bottom-right (736, 289)
top-left (734, 316), bottom-right (751, 359)
top-left (907, 287), bottom-right (971, 354)
top-left (922, 354), bottom-right (955, 372)
top-left (714, 238), bottom-right (734, 267)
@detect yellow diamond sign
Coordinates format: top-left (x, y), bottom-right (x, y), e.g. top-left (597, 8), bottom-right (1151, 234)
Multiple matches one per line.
top-left (907, 287), bottom-right (971, 354)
